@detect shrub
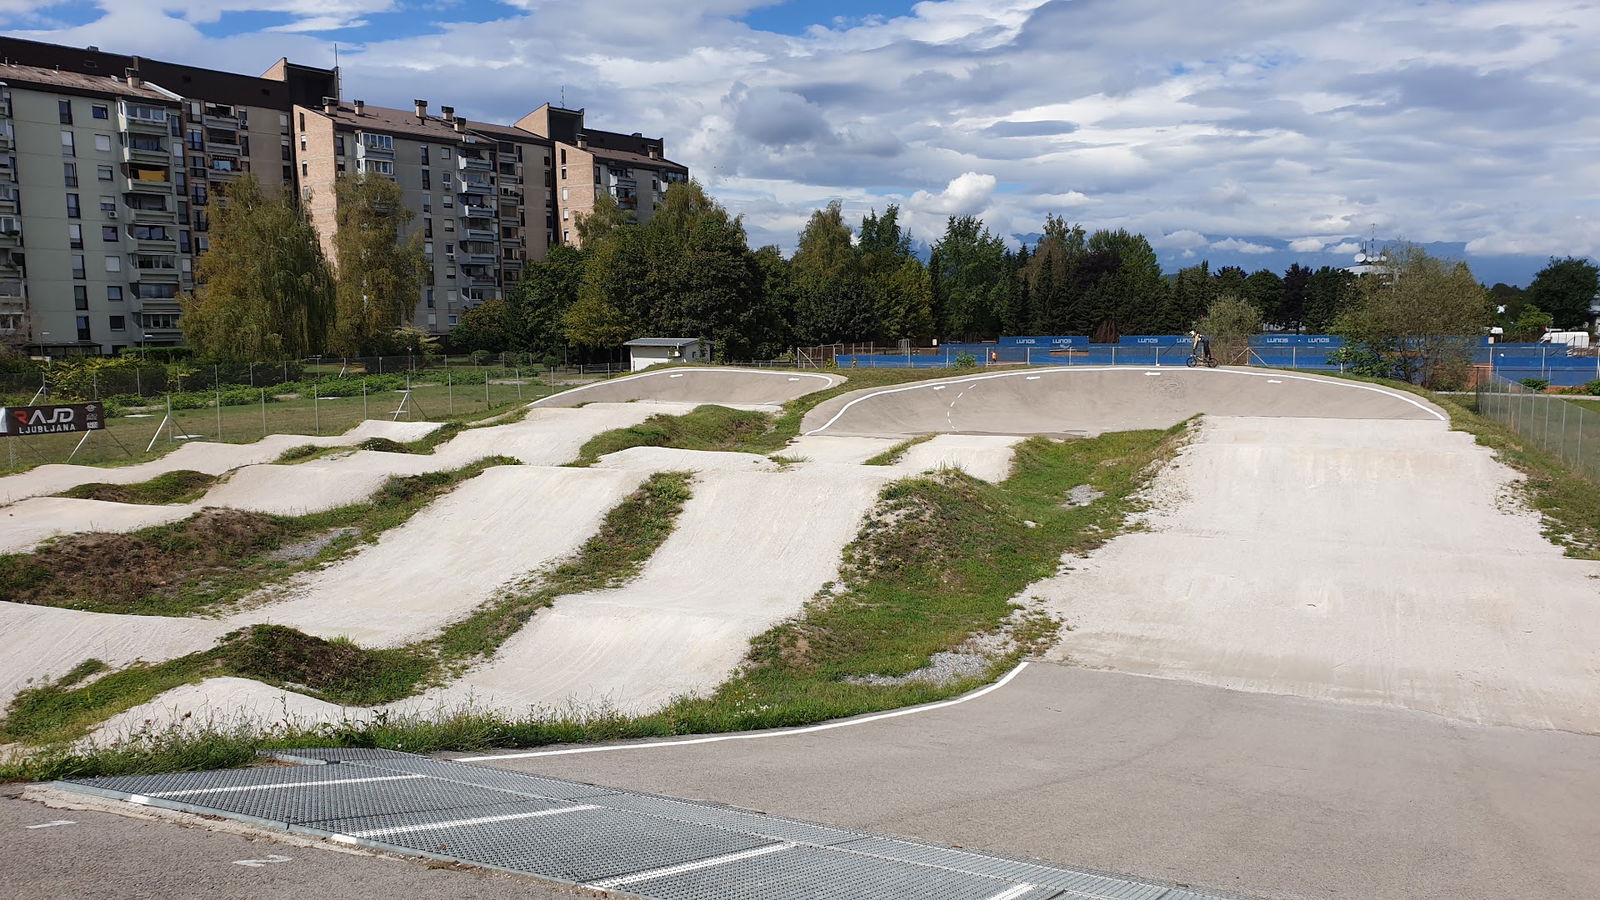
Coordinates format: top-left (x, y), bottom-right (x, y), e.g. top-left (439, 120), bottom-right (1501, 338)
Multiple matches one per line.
top-left (1520, 378), bottom-right (1551, 391)
top-left (954, 352), bottom-right (978, 368)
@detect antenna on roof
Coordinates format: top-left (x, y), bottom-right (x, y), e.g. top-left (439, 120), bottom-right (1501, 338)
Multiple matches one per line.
top-left (560, 84), bottom-right (565, 106)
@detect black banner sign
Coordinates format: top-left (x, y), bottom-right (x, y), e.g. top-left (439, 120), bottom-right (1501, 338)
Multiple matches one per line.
top-left (1, 403), bottom-right (105, 437)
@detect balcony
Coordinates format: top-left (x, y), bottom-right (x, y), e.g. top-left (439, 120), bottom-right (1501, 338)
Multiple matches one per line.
top-left (460, 250), bottom-right (497, 267)
top-left (126, 205), bottom-right (178, 224)
top-left (121, 115), bottom-right (169, 135)
top-left (207, 165), bottom-right (245, 179)
top-left (464, 227), bottom-right (496, 242)
top-left (202, 113), bottom-right (239, 130)
top-left (460, 204), bottom-right (495, 220)
top-left (0, 224), bottom-right (21, 247)
top-left (458, 155), bottom-right (493, 172)
top-left (128, 228), bottom-right (178, 249)
top-left (123, 142), bottom-right (168, 164)
top-left (205, 140), bottom-right (241, 156)
top-left (123, 173), bottom-right (174, 195)
top-left (0, 193), bottom-right (17, 216)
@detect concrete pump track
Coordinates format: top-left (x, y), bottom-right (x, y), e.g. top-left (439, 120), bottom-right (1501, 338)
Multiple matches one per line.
top-left (7, 364), bottom-right (1600, 900)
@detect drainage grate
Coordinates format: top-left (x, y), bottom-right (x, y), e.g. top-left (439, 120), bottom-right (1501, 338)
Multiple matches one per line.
top-left (56, 749), bottom-right (1253, 900)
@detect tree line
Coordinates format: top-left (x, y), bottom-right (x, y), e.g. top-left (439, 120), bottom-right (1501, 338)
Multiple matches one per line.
top-left (455, 187), bottom-right (1389, 361)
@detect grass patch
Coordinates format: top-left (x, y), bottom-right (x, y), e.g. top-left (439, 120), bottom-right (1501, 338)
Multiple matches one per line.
top-left (0, 472), bottom-right (694, 751)
top-left (863, 434), bottom-right (936, 466)
top-left (572, 405), bottom-right (773, 465)
top-left (55, 470), bottom-right (217, 505)
top-left (2, 425), bottom-right (1184, 780)
top-left (274, 444), bottom-right (328, 464)
top-left (0, 457), bottom-right (517, 617)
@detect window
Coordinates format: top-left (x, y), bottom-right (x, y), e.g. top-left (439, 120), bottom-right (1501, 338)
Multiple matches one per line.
top-left (74, 286), bottom-right (88, 309)
top-left (301, 162), bottom-right (308, 176)
top-left (97, 165), bottom-right (113, 181)
top-left (59, 100), bottom-right (72, 124)
top-left (105, 255), bottom-right (121, 273)
top-left (107, 286), bottom-right (123, 302)
top-left (92, 104), bottom-right (108, 120)
top-left (561, 187), bottom-right (568, 201)
top-left (427, 312), bottom-right (437, 327)
top-left (61, 131), bottom-right (75, 156)
top-left (76, 315), bottom-right (91, 342)
top-left (448, 314), bottom-right (458, 326)
top-left (560, 166), bottom-right (567, 180)
top-left (442, 172), bottom-right (452, 185)
top-left (129, 135), bottom-right (162, 152)
top-left (131, 225), bottom-right (171, 240)
top-left (66, 194), bottom-right (80, 218)
top-left (94, 134), bottom-right (111, 152)
top-left (425, 288), bottom-right (435, 309)
top-left (144, 313), bottom-right (178, 328)
top-left (360, 132), bottom-right (393, 150)
top-left (420, 145), bottom-right (430, 164)
top-left (421, 170), bottom-right (430, 189)
top-left (424, 218), bottom-right (433, 237)
top-left (137, 283), bottom-right (178, 299)
top-left (109, 315), bottom-right (125, 331)
top-left (63, 162), bottom-right (78, 187)
top-left (68, 224), bottom-right (82, 248)
top-left (298, 111), bottom-right (305, 130)
top-left (443, 219), bottom-right (454, 232)
top-left (102, 226), bottom-right (119, 242)
top-left (279, 113), bottom-right (289, 128)
top-left (335, 136), bottom-right (346, 155)
top-left (442, 195), bottom-right (452, 208)
top-left (126, 105), bottom-right (166, 123)
top-left (560, 149), bottom-right (566, 164)
top-left (423, 241), bottom-right (433, 256)
top-left (99, 196), bottom-right (115, 212)
top-left (421, 192), bottom-right (431, 211)
top-left (440, 147), bottom-right (451, 159)
top-left (281, 137), bottom-right (291, 161)
top-left (363, 159), bottom-right (394, 175)
top-left (179, 230), bottom-right (191, 252)
top-left (72, 254), bottom-right (85, 279)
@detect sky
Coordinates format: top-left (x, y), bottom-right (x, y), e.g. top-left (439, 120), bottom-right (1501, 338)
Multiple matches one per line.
top-left (6, 0), bottom-right (1597, 285)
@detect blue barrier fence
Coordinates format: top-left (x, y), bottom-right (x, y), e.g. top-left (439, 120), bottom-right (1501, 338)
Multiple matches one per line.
top-left (832, 335), bottom-right (1599, 384)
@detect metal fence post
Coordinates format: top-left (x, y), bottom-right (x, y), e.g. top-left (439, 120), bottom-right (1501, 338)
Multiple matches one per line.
top-left (214, 364), bottom-right (222, 440)
top-left (261, 388), bottom-right (267, 438)
top-left (313, 376), bottom-right (320, 435)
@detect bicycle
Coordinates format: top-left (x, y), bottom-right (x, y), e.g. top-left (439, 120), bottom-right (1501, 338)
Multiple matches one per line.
top-left (1185, 351), bottom-right (1217, 368)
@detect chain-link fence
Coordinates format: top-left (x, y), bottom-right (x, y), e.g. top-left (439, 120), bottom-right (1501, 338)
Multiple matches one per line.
top-left (0, 354), bottom-right (630, 472)
top-left (1476, 379), bottom-right (1600, 484)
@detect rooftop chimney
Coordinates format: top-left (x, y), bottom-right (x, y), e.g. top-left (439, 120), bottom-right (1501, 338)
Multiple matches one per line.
top-left (124, 67), bottom-right (141, 88)
top-left (353, 98), bottom-right (365, 116)
top-left (576, 133), bottom-right (588, 150)
top-left (414, 99), bottom-right (427, 121)
top-left (647, 145), bottom-right (660, 160)
top-left (440, 105), bottom-right (455, 123)
top-left (453, 116), bottom-right (467, 133)
top-left (322, 96), bottom-right (337, 114)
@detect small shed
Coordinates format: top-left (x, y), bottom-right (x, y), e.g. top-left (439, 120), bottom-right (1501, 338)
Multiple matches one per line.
top-left (623, 337), bottom-right (713, 372)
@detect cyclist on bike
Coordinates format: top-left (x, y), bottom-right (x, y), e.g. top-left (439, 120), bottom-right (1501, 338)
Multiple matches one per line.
top-left (1189, 330), bottom-right (1214, 366)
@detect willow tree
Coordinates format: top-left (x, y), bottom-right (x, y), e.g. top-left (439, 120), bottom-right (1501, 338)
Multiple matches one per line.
top-left (178, 175), bottom-right (334, 359)
top-left (331, 174), bottom-right (425, 355)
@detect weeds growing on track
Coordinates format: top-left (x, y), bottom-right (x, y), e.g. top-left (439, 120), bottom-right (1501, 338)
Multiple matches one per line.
top-left (0, 472), bottom-right (694, 752)
top-left (0, 457), bottom-right (517, 617)
top-left (571, 405), bottom-right (773, 465)
top-left (55, 470), bottom-right (217, 505)
top-left (863, 434), bottom-right (936, 466)
top-left (1, 424), bottom-right (1185, 781)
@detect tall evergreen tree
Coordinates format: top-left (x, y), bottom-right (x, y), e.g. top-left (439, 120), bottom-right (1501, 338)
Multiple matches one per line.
top-left (929, 216), bottom-right (1007, 339)
top-left (179, 175), bottom-right (335, 360)
top-left (1281, 262), bottom-right (1312, 332)
top-left (1244, 268), bottom-right (1285, 326)
top-left (1303, 266), bottom-right (1356, 332)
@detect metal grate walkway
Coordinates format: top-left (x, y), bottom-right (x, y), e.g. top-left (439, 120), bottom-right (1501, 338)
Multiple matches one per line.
top-left (57, 748), bottom-right (1248, 900)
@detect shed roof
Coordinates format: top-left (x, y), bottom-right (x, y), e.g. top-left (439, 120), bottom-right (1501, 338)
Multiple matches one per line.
top-left (624, 338), bottom-right (707, 348)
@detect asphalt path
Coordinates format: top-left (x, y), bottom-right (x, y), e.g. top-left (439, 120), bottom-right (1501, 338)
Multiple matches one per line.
top-left (466, 663), bottom-right (1600, 900)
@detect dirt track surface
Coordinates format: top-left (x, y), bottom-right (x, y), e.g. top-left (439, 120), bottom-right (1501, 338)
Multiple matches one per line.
top-left (531, 366), bottom-right (843, 408)
top-left (0, 419), bottom-right (441, 505)
top-left (1038, 415), bottom-right (1600, 732)
top-left (802, 367), bottom-right (1441, 437)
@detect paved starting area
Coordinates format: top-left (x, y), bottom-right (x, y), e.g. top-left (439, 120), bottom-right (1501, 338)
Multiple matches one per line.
top-left (53, 747), bottom-right (1244, 900)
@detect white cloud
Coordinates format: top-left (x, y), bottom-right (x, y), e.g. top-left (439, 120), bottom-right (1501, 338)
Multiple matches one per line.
top-left (1326, 241), bottom-right (1363, 254)
top-left (1210, 237), bottom-right (1275, 254)
top-left (7, 0), bottom-right (1597, 260)
top-left (908, 172), bottom-right (997, 217)
top-left (1288, 237), bottom-right (1327, 252)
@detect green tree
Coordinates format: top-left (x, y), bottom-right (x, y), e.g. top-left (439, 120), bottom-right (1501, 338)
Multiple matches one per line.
top-left (561, 292), bottom-right (630, 352)
top-left (1017, 216), bottom-right (1087, 333)
top-left (1332, 243), bottom-right (1491, 388)
top-left (449, 296), bottom-right (512, 352)
top-left (1525, 256), bottom-right (1599, 329)
top-left (575, 192), bottom-right (633, 247)
top-left (1302, 266), bottom-right (1356, 332)
top-left (178, 175), bottom-right (334, 360)
top-left (1280, 263), bottom-right (1312, 332)
top-left (1197, 294), bottom-right (1262, 365)
top-left (508, 244), bottom-right (585, 362)
top-left (1244, 268), bottom-right (1285, 326)
top-left (1163, 262), bottom-right (1217, 333)
top-left (791, 201), bottom-right (870, 343)
top-left (858, 206), bottom-right (932, 342)
top-left (929, 216), bottom-right (1007, 339)
top-left (1509, 304), bottom-right (1554, 342)
top-left (330, 174), bottom-right (425, 355)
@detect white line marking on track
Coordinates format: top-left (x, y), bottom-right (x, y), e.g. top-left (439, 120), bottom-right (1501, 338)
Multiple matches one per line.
top-left (234, 854), bottom-right (292, 867)
top-left (803, 366), bottom-right (1445, 435)
top-left (459, 661), bottom-right (1030, 762)
top-left (1026, 376), bottom-right (1041, 380)
top-left (342, 804), bottom-right (598, 839)
top-left (22, 820), bottom-right (75, 829)
top-left (979, 884), bottom-right (1035, 900)
top-left (589, 842), bottom-right (794, 889)
top-left (147, 773), bottom-right (425, 798)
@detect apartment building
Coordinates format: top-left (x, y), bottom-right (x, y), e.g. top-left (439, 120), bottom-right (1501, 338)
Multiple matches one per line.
top-left (294, 98), bottom-right (554, 333)
top-left (0, 63), bottom-right (185, 354)
top-left (517, 103), bottom-right (688, 247)
top-left (0, 36), bottom-right (683, 351)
